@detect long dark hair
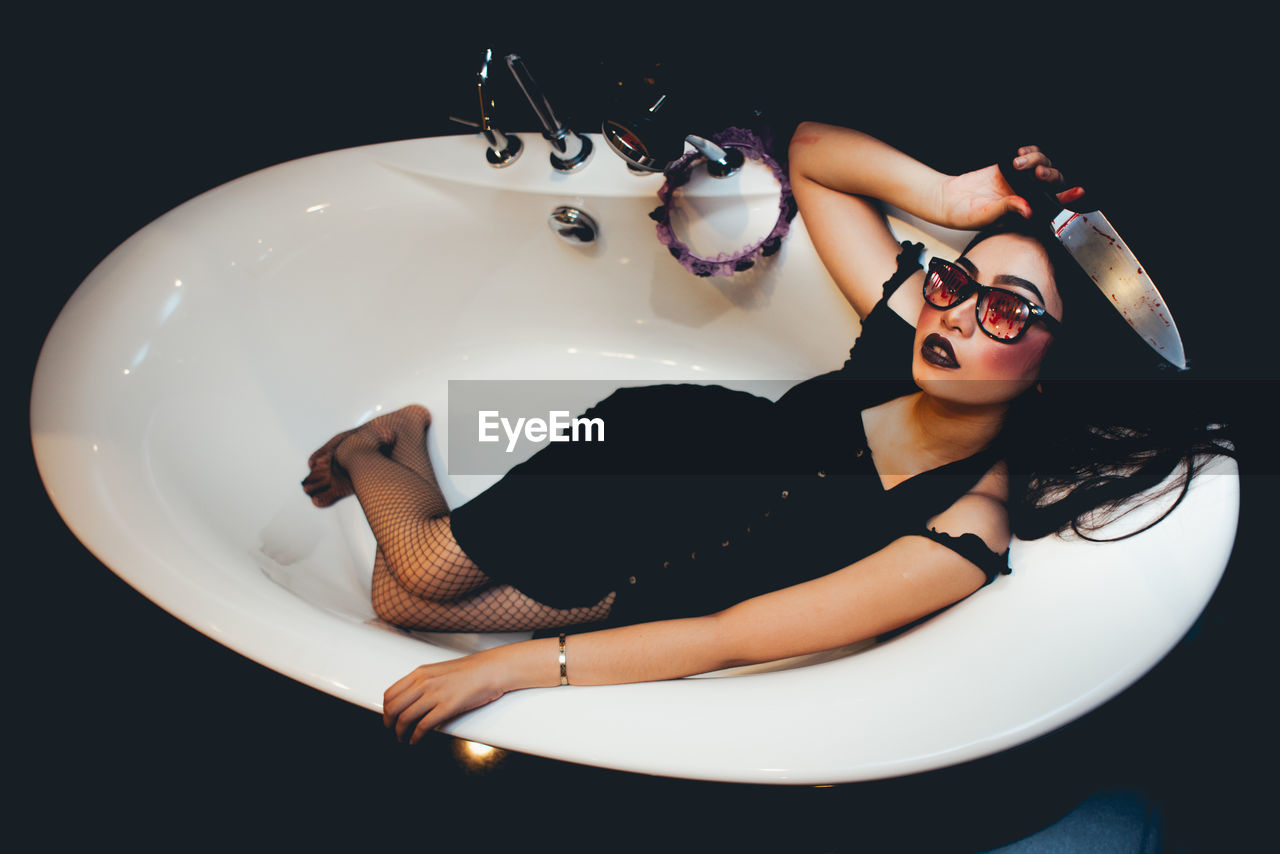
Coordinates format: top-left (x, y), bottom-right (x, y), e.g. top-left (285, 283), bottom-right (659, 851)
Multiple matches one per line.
top-left (966, 217), bottom-right (1236, 541)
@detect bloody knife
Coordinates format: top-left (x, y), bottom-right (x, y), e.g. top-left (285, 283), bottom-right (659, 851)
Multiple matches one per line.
top-left (998, 157), bottom-right (1186, 369)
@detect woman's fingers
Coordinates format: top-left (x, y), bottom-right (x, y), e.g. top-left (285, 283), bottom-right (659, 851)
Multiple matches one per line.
top-left (1034, 164), bottom-right (1061, 184)
top-left (383, 691), bottom-right (420, 732)
top-left (1016, 154), bottom-right (1063, 183)
top-left (1014, 147), bottom-right (1050, 167)
top-left (383, 664), bottom-right (480, 741)
top-left (1013, 147), bottom-right (1088, 207)
top-left (1012, 147), bottom-right (1069, 186)
top-left (386, 683), bottom-right (471, 744)
top-left (1034, 164), bottom-right (1065, 185)
top-left (1057, 185), bottom-right (1087, 205)
top-left (384, 653), bottom-right (510, 744)
top-left (383, 669), bottom-right (432, 727)
top-left (1013, 150), bottom-right (1051, 170)
top-left (386, 665), bottom-right (429, 698)
top-left (409, 703), bottom-right (455, 744)
top-left (395, 693), bottom-right (441, 741)
top-left (1004, 194), bottom-right (1033, 219)
top-left (384, 677), bottom-right (439, 741)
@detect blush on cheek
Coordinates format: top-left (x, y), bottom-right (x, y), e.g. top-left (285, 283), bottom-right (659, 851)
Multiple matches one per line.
top-left (977, 335), bottom-right (1049, 381)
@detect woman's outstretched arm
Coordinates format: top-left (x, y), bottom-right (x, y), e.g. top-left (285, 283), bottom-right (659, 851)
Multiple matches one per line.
top-left (382, 486), bottom-right (1008, 743)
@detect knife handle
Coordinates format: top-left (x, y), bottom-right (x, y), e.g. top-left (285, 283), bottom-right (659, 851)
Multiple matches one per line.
top-left (997, 154), bottom-right (1067, 223)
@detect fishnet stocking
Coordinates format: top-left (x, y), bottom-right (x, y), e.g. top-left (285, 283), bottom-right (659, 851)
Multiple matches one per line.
top-left (312, 405), bottom-right (616, 631)
top-left (371, 556), bottom-right (616, 631)
top-left (333, 406), bottom-right (488, 602)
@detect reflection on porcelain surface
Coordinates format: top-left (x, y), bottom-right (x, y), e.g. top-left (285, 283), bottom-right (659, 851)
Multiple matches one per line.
top-left (31, 134), bottom-right (1238, 784)
top-left (665, 155), bottom-right (782, 258)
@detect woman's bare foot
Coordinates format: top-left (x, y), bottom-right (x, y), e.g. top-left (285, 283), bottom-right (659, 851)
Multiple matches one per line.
top-left (302, 407), bottom-right (431, 508)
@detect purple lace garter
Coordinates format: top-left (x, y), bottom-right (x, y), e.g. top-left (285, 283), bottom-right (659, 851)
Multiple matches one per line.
top-left (649, 127), bottom-right (797, 278)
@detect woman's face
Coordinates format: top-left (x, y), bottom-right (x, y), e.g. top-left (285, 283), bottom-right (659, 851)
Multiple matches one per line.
top-left (912, 233), bottom-right (1063, 407)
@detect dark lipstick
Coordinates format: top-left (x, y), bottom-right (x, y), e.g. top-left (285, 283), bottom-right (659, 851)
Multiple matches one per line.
top-left (921, 333), bottom-right (959, 368)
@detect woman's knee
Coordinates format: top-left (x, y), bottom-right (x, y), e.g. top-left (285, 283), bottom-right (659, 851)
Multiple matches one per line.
top-left (380, 517), bottom-right (487, 602)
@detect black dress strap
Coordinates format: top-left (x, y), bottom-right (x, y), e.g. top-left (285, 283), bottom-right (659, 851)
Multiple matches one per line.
top-left (882, 240), bottom-right (925, 299)
top-left (911, 527), bottom-right (1011, 587)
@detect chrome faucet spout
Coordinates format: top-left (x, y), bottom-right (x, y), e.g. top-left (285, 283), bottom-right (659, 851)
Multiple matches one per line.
top-left (476, 48), bottom-right (522, 167)
top-left (505, 53), bottom-right (593, 172)
top-left (601, 94), bottom-right (743, 178)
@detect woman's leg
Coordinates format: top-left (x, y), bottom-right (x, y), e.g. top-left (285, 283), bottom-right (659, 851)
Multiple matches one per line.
top-left (304, 405), bottom-right (438, 509)
top-left (306, 405), bottom-right (616, 631)
top-left (370, 556), bottom-right (615, 630)
top-left (313, 406), bottom-right (490, 602)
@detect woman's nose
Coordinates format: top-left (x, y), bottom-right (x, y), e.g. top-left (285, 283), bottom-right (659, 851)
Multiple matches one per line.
top-left (940, 295), bottom-right (978, 335)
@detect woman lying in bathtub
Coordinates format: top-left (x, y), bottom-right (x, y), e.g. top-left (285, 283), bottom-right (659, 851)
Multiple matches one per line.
top-left (301, 123), bottom-right (1229, 743)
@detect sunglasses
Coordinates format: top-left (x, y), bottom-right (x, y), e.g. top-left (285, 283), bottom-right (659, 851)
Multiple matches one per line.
top-left (923, 258), bottom-right (1062, 343)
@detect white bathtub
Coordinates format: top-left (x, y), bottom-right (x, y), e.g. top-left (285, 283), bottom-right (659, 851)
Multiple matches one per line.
top-left (31, 133), bottom-right (1238, 784)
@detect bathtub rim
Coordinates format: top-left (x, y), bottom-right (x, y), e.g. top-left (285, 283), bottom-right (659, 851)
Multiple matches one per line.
top-left (30, 132), bottom-right (1241, 784)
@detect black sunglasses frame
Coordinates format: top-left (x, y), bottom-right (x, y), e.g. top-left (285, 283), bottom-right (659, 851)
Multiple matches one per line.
top-left (923, 258), bottom-right (1063, 343)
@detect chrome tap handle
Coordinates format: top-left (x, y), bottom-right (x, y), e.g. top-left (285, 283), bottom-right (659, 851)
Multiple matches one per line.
top-left (504, 54), bottom-right (562, 140)
top-left (476, 48), bottom-right (522, 168)
top-left (505, 53), bottom-right (593, 172)
top-left (684, 135), bottom-right (745, 179)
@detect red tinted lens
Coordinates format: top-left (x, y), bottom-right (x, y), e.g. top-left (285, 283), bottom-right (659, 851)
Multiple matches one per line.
top-left (978, 290), bottom-right (1031, 339)
top-left (925, 263), bottom-right (971, 306)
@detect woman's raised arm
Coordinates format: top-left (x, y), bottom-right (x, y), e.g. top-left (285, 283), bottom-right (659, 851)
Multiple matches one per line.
top-left (788, 123), bottom-right (942, 319)
top-left (788, 124), bottom-right (1076, 319)
top-left (382, 487), bottom-right (1008, 743)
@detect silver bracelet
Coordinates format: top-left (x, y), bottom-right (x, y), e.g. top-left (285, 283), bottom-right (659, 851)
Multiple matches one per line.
top-left (558, 633), bottom-right (569, 686)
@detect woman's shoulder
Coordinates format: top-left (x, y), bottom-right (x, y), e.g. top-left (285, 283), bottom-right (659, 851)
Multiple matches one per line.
top-left (845, 239), bottom-right (925, 367)
top-left (915, 461), bottom-right (1013, 586)
top-left (967, 460), bottom-right (1010, 504)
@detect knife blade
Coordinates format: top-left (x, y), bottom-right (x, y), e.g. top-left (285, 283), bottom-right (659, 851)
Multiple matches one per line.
top-left (998, 157), bottom-right (1186, 369)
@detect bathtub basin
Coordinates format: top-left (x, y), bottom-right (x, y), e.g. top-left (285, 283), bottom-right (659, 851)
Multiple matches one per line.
top-left (31, 133), bottom-right (1238, 784)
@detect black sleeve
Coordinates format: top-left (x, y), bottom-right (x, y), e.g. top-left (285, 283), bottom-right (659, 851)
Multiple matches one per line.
top-left (910, 527), bottom-right (1012, 587)
top-left (835, 240), bottom-right (923, 375)
top-left (775, 241), bottom-right (924, 418)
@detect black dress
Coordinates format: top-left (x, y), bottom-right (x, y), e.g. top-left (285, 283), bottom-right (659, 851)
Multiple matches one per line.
top-left (449, 242), bottom-right (1009, 627)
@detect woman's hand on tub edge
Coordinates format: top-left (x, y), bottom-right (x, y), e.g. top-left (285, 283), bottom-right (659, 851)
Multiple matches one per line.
top-left (384, 651), bottom-right (504, 743)
top-left (383, 644), bottom-right (547, 744)
top-left (935, 145), bottom-right (1085, 228)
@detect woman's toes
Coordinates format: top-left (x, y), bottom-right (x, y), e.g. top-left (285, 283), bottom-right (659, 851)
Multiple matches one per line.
top-left (311, 490), bottom-right (339, 508)
top-left (302, 451), bottom-right (354, 506)
top-left (301, 470), bottom-right (329, 495)
top-left (309, 429), bottom-right (356, 469)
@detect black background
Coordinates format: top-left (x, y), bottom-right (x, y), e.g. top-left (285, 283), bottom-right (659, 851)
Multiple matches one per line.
top-left (16, 6), bottom-right (1275, 851)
